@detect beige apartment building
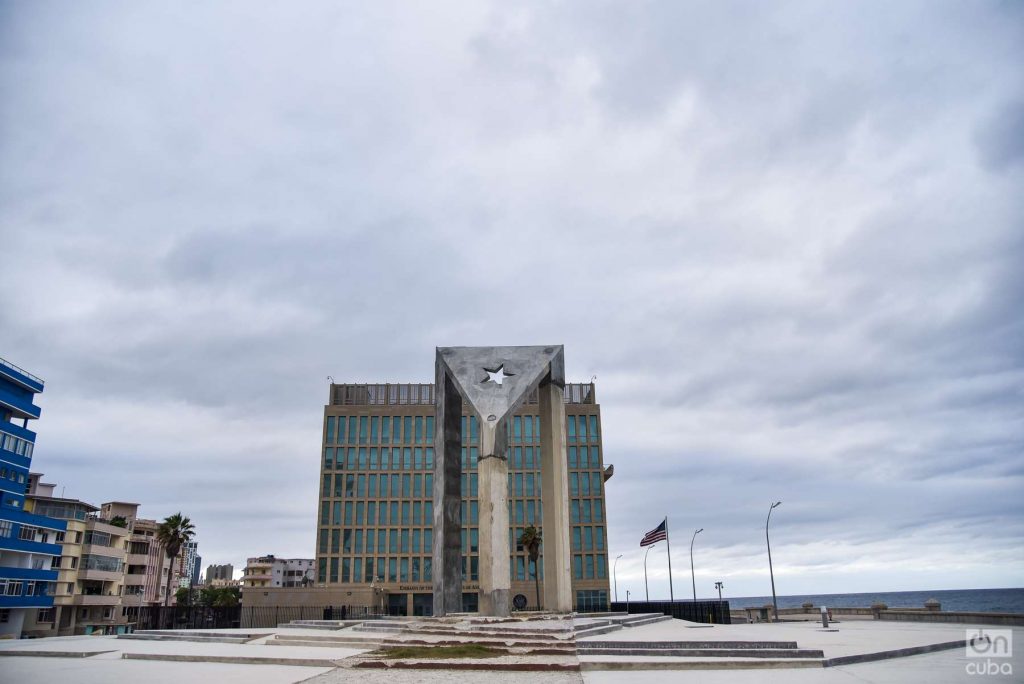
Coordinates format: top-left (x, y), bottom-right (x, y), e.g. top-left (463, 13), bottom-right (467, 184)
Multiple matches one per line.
top-left (103, 502), bottom-right (175, 619)
top-left (20, 480), bottom-right (176, 636)
top-left (22, 488), bottom-right (130, 635)
top-left (312, 381), bottom-right (612, 616)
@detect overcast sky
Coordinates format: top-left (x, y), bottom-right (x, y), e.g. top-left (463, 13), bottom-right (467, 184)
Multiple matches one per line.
top-left (1, 1), bottom-right (1021, 599)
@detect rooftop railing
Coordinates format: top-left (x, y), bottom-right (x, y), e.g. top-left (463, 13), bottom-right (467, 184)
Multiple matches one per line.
top-left (0, 357), bottom-right (44, 386)
top-left (331, 382), bottom-right (596, 406)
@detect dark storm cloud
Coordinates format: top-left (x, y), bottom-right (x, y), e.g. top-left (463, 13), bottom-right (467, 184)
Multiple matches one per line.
top-left (0, 0), bottom-right (1021, 591)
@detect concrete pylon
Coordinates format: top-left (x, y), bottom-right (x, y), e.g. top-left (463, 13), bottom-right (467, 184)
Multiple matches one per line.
top-left (432, 345), bottom-right (569, 617)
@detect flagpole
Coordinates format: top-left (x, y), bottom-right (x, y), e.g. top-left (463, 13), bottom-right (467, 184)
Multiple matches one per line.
top-left (664, 516), bottom-right (674, 602)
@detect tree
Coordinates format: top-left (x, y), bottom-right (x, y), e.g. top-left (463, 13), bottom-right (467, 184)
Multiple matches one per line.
top-left (175, 586), bottom-right (191, 605)
top-left (156, 512), bottom-right (195, 607)
top-left (518, 525), bottom-right (542, 610)
top-left (199, 585), bottom-right (239, 607)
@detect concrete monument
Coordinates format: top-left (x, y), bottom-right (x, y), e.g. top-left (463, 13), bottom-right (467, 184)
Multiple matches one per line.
top-left (432, 345), bottom-right (572, 617)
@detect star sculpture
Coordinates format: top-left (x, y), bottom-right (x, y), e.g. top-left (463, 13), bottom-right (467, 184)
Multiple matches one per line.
top-left (484, 364), bottom-right (513, 386)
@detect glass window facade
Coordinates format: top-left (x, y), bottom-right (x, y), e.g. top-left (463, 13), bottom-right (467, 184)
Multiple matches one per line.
top-left (317, 383), bottom-right (608, 612)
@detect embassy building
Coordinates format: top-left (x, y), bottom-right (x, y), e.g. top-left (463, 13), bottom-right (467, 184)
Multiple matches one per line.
top-left (315, 381), bottom-right (612, 616)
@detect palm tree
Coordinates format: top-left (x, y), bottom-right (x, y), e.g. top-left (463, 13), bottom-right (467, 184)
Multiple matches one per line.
top-left (518, 525), bottom-right (542, 610)
top-left (156, 513), bottom-right (195, 607)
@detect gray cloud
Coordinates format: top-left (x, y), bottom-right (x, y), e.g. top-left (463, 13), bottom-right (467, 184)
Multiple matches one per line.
top-left (1, 0), bottom-right (1021, 594)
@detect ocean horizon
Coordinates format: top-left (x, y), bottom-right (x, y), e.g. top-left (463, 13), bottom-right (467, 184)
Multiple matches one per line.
top-left (717, 587), bottom-right (1024, 613)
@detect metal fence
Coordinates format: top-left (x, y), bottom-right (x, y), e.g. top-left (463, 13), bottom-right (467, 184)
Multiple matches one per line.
top-left (131, 604), bottom-right (393, 630)
top-left (610, 599), bottom-right (731, 624)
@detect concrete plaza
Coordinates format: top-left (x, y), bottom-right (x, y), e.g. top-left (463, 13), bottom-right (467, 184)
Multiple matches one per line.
top-left (0, 617), bottom-right (1019, 684)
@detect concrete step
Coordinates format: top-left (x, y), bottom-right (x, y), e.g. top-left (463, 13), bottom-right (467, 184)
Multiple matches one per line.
top-left (269, 633), bottom-right (575, 650)
top-left (579, 640), bottom-right (801, 650)
top-left (579, 659), bottom-right (824, 671)
top-left (622, 615), bottom-right (674, 628)
top-left (117, 630), bottom-right (269, 644)
top-left (580, 647), bottom-right (825, 659)
top-left (573, 623), bottom-right (624, 639)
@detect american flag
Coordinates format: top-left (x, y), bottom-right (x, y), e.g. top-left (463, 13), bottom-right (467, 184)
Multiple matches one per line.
top-left (640, 519), bottom-right (667, 547)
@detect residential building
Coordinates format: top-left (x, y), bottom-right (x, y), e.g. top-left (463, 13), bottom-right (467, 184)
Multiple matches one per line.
top-left (241, 555), bottom-right (314, 589)
top-left (314, 381), bottom-right (611, 616)
top-left (101, 502), bottom-right (173, 616)
top-left (23, 491), bottom-right (132, 635)
top-left (192, 553), bottom-right (202, 585)
top-left (0, 357), bottom-right (65, 637)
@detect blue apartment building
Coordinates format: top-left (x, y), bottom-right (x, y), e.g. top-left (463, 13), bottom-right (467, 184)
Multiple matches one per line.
top-left (0, 357), bottom-right (66, 637)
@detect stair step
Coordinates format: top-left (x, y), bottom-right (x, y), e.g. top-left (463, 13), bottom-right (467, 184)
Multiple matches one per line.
top-left (579, 640), bottom-right (800, 650)
top-left (580, 648), bottom-right (824, 659)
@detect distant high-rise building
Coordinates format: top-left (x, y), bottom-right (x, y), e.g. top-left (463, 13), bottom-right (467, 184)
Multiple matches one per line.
top-left (178, 541), bottom-right (199, 588)
top-left (0, 357), bottom-right (66, 638)
top-left (192, 554), bottom-right (202, 585)
top-left (206, 563), bottom-right (234, 583)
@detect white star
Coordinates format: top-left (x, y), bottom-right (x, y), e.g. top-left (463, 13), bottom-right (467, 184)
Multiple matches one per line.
top-left (485, 365), bottom-right (511, 386)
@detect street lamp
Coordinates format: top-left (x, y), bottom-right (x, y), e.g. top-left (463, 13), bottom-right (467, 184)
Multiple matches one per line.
top-left (767, 501), bottom-right (782, 621)
top-left (715, 580), bottom-right (724, 624)
top-left (690, 528), bottom-right (703, 602)
top-left (613, 554), bottom-right (623, 602)
top-left (644, 544), bottom-right (657, 601)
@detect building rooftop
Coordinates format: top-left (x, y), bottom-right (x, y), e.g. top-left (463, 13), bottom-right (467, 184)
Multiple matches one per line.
top-left (329, 382), bottom-right (596, 406)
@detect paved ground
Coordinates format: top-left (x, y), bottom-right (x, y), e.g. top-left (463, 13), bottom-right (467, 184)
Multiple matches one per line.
top-left (578, 617), bottom-right (982, 658)
top-left (583, 647), bottom-right (1023, 683)
top-left (0, 620), bottom-right (1018, 683)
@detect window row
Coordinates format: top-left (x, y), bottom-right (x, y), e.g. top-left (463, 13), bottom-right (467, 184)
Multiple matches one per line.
top-left (321, 500), bottom-right (437, 527)
top-left (316, 553), bottom-right (608, 583)
top-left (325, 416), bottom-right (434, 446)
top-left (324, 447), bottom-right (435, 471)
top-left (319, 555), bottom-right (434, 583)
top-left (324, 414), bottom-right (601, 448)
top-left (323, 445), bottom-right (603, 472)
top-left (321, 470), bottom-right (603, 502)
top-left (0, 578), bottom-right (54, 597)
top-left (318, 524), bottom-right (606, 556)
top-left (0, 431), bottom-right (33, 458)
top-left (322, 472), bottom-right (435, 499)
top-left (320, 527), bottom-right (436, 555)
top-left (0, 465), bottom-right (27, 485)
top-left (572, 554), bottom-right (608, 580)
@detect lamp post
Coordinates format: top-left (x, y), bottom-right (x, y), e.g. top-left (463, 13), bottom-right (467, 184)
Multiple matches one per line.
top-left (767, 501), bottom-right (781, 622)
top-left (690, 528), bottom-right (703, 602)
top-left (613, 554), bottom-right (623, 602)
top-left (644, 544), bottom-right (656, 601)
top-left (715, 580), bottom-right (724, 624)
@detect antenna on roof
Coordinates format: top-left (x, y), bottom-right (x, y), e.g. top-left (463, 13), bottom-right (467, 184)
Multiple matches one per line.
top-left (327, 376), bottom-right (335, 384)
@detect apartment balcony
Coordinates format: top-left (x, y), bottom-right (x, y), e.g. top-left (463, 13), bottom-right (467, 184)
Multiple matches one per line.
top-left (0, 536), bottom-right (62, 557)
top-left (245, 571), bottom-right (272, 580)
top-left (82, 543), bottom-right (126, 558)
top-left (79, 568), bottom-right (122, 582)
top-left (0, 594), bottom-right (55, 609)
top-left (0, 384), bottom-right (41, 420)
top-left (126, 554), bottom-right (151, 566)
top-left (71, 594), bottom-right (121, 606)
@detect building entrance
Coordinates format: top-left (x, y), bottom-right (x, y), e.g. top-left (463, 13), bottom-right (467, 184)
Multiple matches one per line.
top-left (412, 593), bottom-right (433, 616)
top-left (387, 593), bottom-right (408, 616)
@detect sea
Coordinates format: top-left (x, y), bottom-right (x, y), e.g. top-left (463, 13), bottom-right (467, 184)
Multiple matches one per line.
top-left (726, 587), bottom-right (1024, 613)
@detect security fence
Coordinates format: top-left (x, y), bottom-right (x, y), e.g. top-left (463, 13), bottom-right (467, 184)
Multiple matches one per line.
top-left (610, 599), bottom-right (731, 624)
